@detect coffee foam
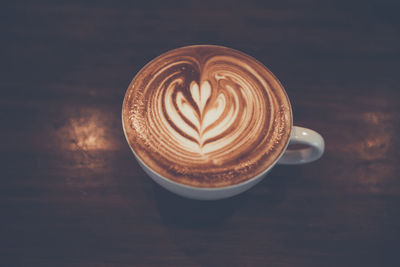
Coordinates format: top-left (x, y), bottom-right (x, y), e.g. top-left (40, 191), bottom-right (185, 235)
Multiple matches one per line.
top-left (122, 45), bottom-right (292, 187)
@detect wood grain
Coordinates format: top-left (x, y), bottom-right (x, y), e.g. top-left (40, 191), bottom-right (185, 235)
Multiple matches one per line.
top-left (2, 1), bottom-right (400, 266)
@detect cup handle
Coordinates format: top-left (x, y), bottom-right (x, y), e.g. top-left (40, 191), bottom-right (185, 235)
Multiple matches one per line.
top-left (278, 126), bottom-right (325, 165)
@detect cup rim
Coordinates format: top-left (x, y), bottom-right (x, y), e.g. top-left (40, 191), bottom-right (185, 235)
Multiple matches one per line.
top-left (121, 44), bottom-right (293, 190)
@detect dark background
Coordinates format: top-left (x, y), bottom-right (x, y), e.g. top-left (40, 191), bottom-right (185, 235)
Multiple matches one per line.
top-left (2, 0), bottom-right (400, 266)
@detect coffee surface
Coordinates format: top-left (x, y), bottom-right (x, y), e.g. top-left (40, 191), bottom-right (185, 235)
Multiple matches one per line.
top-left (122, 45), bottom-right (292, 187)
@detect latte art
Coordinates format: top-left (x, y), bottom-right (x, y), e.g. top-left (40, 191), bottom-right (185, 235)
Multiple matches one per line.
top-left (165, 80), bottom-right (232, 153)
top-left (123, 45), bottom-right (292, 187)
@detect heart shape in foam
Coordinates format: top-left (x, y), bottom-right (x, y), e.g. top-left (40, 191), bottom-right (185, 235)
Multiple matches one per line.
top-left (165, 80), bottom-right (236, 151)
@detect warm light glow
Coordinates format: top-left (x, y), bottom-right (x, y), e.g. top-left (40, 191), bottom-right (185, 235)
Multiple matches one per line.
top-left (359, 111), bottom-right (392, 161)
top-left (56, 107), bottom-right (120, 152)
top-left (355, 111), bottom-right (394, 192)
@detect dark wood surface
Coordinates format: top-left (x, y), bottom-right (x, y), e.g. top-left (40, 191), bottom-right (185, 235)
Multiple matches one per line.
top-left (2, 1), bottom-right (400, 266)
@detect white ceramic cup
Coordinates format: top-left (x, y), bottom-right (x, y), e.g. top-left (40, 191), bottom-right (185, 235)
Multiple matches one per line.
top-left (124, 121), bottom-right (324, 200)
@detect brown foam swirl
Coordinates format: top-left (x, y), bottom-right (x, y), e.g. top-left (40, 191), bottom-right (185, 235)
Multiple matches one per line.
top-left (122, 45), bottom-right (292, 187)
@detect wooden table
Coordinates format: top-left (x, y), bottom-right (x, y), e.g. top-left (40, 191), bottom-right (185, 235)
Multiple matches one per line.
top-left (2, 1), bottom-right (400, 266)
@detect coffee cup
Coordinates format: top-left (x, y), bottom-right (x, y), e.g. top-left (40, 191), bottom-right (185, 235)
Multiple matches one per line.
top-left (122, 45), bottom-right (324, 200)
